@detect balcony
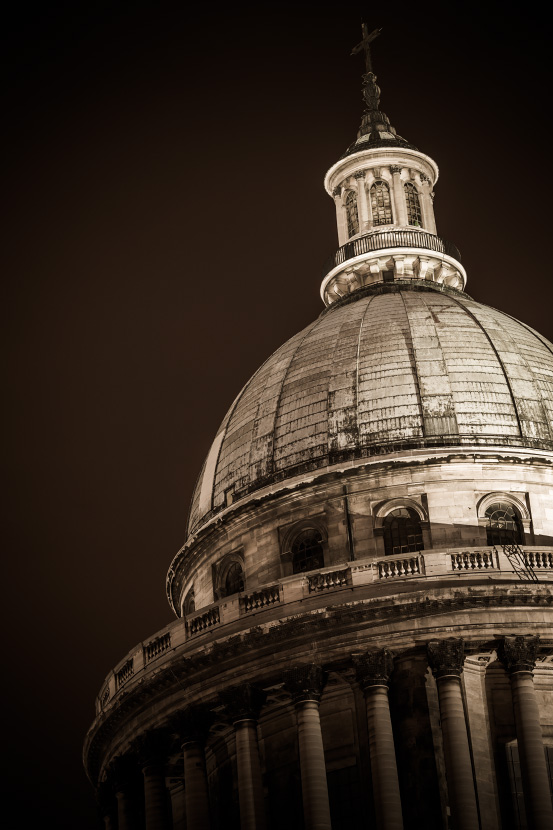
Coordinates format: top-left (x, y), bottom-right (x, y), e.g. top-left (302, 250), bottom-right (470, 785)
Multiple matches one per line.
top-left (95, 546), bottom-right (553, 714)
top-left (323, 229), bottom-right (462, 277)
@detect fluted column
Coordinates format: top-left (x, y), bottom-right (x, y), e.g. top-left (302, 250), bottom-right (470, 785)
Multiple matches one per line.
top-left (108, 754), bottom-right (141, 830)
top-left (390, 167), bottom-right (407, 226)
top-left (427, 638), bottom-right (479, 830)
top-left (498, 635), bottom-right (553, 830)
top-left (284, 664), bottom-right (332, 830)
top-left (221, 684), bottom-right (267, 830)
top-left (134, 728), bottom-right (171, 830)
top-left (170, 706), bottom-right (212, 830)
top-left (354, 650), bottom-right (403, 830)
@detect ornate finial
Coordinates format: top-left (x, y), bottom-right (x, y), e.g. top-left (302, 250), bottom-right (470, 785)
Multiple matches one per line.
top-left (351, 23), bottom-right (382, 75)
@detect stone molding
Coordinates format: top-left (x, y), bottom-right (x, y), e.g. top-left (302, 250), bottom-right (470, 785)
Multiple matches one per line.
top-left (219, 683), bottom-right (267, 723)
top-left (283, 664), bottom-right (326, 703)
top-left (497, 634), bottom-right (540, 674)
top-left (427, 637), bottom-right (465, 678)
top-left (354, 649), bottom-right (394, 689)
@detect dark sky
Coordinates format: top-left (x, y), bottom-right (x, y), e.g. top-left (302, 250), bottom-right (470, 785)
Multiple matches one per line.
top-left (3, 2), bottom-right (552, 826)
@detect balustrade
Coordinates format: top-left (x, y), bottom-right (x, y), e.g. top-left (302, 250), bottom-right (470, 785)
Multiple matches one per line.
top-left (242, 585), bottom-right (280, 612)
top-left (377, 556), bottom-right (421, 579)
top-left (144, 632), bottom-right (171, 662)
top-left (308, 568), bottom-right (348, 592)
top-left (451, 550), bottom-right (497, 571)
top-left (524, 550), bottom-right (553, 570)
top-left (116, 659), bottom-right (134, 689)
top-left (188, 606), bottom-right (220, 636)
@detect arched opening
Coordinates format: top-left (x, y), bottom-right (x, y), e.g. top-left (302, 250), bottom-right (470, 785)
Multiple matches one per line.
top-left (183, 588), bottom-right (195, 616)
top-left (221, 561), bottom-right (245, 597)
top-left (291, 528), bottom-right (324, 574)
top-left (345, 190), bottom-right (359, 237)
top-left (485, 502), bottom-right (524, 546)
top-left (404, 182), bottom-right (422, 226)
top-left (383, 507), bottom-right (424, 556)
top-left (370, 180), bottom-right (393, 226)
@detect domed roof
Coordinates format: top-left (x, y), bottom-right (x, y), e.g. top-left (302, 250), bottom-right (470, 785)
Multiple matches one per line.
top-left (187, 283), bottom-right (553, 536)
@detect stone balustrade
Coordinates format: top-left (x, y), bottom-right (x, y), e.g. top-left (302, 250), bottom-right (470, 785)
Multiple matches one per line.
top-left (95, 546), bottom-right (553, 712)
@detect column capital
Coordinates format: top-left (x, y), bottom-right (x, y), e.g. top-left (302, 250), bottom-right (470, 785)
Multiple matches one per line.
top-left (390, 165), bottom-right (402, 175)
top-left (354, 170), bottom-right (365, 179)
top-left (497, 634), bottom-right (540, 674)
top-left (219, 683), bottom-right (267, 723)
top-left (131, 726), bottom-right (172, 769)
top-left (283, 664), bottom-right (326, 703)
top-left (169, 704), bottom-right (213, 746)
top-left (353, 649), bottom-right (395, 690)
top-left (332, 186), bottom-right (342, 199)
top-left (427, 637), bottom-right (465, 679)
top-left (106, 753), bottom-right (140, 793)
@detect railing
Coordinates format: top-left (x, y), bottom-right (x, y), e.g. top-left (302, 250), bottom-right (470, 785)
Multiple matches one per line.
top-left (322, 229), bottom-right (461, 276)
top-left (451, 550), bottom-right (497, 571)
top-left (96, 545), bottom-right (553, 709)
top-left (308, 568), bottom-right (349, 592)
top-left (242, 585), bottom-right (281, 612)
top-left (188, 606), bottom-right (220, 636)
top-left (116, 659), bottom-right (134, 689)
top-left (524, 550), bottom-right (553, 570)
top-left (377, 556), bottom-right (422, 579)
top-left (144, 631), bottom-right (171, 662)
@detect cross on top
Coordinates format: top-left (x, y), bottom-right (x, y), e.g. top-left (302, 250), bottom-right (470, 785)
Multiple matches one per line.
top-left (351, 23), bottom-right (382, 74)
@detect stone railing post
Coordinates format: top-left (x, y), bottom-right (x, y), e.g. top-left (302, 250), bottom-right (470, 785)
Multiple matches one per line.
top-left (498, 635), bottom-right (553, 830)
top-left (134, 728), bottom-right (171, 830)
top-left (170, 706), bottom-right (213, 830)
top-left (220, 684), bottom-right (267, 830)
top-left (427, 638), bottom-right (479, 830)
top-left (108, 754), bottom-right (141, 830)
top-left (354, 650), bottom-right (403, 830)
top-left (283, 664), bottom-right (332, 830)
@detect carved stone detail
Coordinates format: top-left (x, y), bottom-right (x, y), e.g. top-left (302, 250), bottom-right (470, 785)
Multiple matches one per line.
top-left (219, 683), bottom-right (267, 723)
top-left (332, 186), bottom-right (342, 199)
top-left (420, 173), bottom-right (429, 183)
top-left (169, 705), bottom-right (213, 746)
top-left (497, 634), bottom-right (540, 674)
top-left (427, 637), bottom-right (465, 678)
top-left (390, 166), bottom-right (402, 175)
top-left (283, 664), bottom-right (326, 703)
top-left (354, 649), bottom-right (395, 689)
top-left (354, 171), bottom-right (365, 179)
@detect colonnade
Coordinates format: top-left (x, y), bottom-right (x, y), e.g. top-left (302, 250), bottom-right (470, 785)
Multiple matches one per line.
top-left (97, 635), bottom-right (552, 830)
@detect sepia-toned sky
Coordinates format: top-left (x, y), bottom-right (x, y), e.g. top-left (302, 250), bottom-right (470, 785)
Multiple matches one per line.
top-left (4, 2), bottom-right (552, 826)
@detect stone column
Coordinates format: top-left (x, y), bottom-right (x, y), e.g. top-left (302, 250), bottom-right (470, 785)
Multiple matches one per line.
top-left (354, 171), bottom-right (370, 231)
top-left (134, 728), bottom-right (171, 830)
top-left (354, 650), bottom-right (403, 830)
top-left (221, 684), bottom-right (267, 830)
top-left (168, 779), bottom-right (186, 829)
top-left (498, 635), bottom-right (553, 830)
top-left (108, 754), bottom-right (141, 830)
top-left (170, 706), bottom-right (212, 830)
top-left (419, 175), bottom-right (437, 233)
top-left (96, 780), bottom-right (117, 830)
top-left (333, 187), bottom-right (348, 246)
top-left (390, 167), bottom-right (407, 226)
top-left (284, 664), bottom-right (332, 830)
top-left (427, 638), bottom-right (479, 830)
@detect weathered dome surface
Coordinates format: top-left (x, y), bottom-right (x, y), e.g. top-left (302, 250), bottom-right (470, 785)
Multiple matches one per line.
top-left (188, 283), bottom-right (553, 536)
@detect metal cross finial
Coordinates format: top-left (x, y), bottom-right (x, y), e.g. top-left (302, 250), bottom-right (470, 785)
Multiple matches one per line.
top-left (351, 23), bottom-right (382, 74)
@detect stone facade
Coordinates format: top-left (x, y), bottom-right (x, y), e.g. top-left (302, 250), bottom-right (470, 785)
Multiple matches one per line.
top-left (84, 30), bottom-right (553, 830)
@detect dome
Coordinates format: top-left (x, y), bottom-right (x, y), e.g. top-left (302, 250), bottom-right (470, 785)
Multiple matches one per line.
top-left (188, 282), bottom-right (553, 536)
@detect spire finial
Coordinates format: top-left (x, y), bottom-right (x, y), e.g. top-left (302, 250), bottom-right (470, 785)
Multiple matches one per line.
top-left (351, 23), bottom-right (382, 75)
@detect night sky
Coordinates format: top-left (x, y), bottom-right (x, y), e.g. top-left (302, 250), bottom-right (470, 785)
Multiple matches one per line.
top-left (4, 2), bottom-right (552, 827)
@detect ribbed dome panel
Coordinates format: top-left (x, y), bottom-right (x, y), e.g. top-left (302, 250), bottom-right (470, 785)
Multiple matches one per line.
top-left (187, 285), bottom-right (553, 536)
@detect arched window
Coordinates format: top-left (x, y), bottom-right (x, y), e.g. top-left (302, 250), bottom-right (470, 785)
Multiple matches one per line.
top-left (345, 190), bottom-right (359, 237)
top-left (370, 180), bottom-right (393, 226)
top-left (291, 528), bottom-right (324, 574)
top-left (485, 502), bottom-right (524, 546)
top-left (221, 561), bottom-right (245, 597)
top-left (404, 182), bottom-right (422, 226)
top-left (383, 508), bottom-right (423, 556)
top-left (183, 588), bottom-right (195, 616)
